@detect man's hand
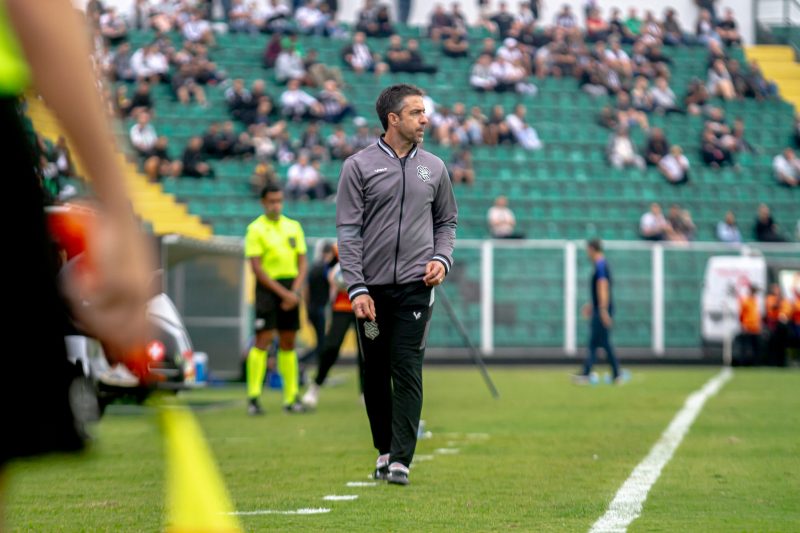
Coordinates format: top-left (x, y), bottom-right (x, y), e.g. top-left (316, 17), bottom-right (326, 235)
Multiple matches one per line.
top-left (423, 261), bottom-right (446, 287)
top-left (281, 291), bottom-right (300, 311)
top-left (581, 303), bottom-right (592, 319)
top-left (600, 308), bottom-right (613, 328)
top-left (352, 293), bottom-right (376, 321)
top-left (63, 213), bottom-right (153, 358)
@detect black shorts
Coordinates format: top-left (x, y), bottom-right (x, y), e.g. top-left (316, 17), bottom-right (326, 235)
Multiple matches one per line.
top-left (255, 279), bottom-right (300, 332)
top-left (2, 97), bottom-right (86, 466)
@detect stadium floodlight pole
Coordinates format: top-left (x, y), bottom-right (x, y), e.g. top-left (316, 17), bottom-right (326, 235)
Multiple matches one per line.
top-left (436, 286), bottom-right (499, 399)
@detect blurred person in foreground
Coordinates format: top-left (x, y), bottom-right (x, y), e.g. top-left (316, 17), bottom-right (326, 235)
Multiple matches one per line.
top-left (573, 239), bottom-right (622, 385)
top-left (1, 0), bottom-right (153, 512)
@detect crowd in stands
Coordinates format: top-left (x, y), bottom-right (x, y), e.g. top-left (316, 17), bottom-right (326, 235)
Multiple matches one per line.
top-left (31, 0), bottom-right (795, 241)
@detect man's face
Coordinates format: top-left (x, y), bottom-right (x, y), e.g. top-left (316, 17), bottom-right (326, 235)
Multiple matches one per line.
top-left (262, 191), bottom-right (283, 219)
top-left (391, 95), bottom-right (428, 144)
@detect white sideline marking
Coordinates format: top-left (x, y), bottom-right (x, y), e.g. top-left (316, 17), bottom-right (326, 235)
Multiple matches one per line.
top-left (413, 454), bottom-right (435, 461)
top-left (346, 481), bottom-right (377, 487)
top-left (323, 495), bottom-right (359, 501)
top-left (230, 508), bottom-right (331, 516)
top-left (589, 368), bottom-right (733, 533)
top-left (434, 448), bottom-right (460, 455)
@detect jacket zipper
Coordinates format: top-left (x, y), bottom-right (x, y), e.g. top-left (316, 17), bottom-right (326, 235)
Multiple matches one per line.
top-left (393, 157), bottom-right (407, 284)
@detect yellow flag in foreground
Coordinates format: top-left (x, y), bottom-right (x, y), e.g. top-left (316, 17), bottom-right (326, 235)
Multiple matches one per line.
top-left (160, 402), bottom-right (243, 533)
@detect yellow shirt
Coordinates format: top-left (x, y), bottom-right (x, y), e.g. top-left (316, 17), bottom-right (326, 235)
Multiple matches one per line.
top-left (244, 214), bottom-right (306, 280)
top-left (0, 0), bottom-right (31, 96)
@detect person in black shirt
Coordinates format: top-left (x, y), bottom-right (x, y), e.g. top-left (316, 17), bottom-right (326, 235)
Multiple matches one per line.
top-left (754, 204), bottom-right (788, 242)
top-left (300, 240), bottom-right (335, 371)
top-left (182, 136), bottom-right (214, 178)
top-left (574, 239), bottom-right (622, 384)
top-left (645, 128), bottom-right (670, 166)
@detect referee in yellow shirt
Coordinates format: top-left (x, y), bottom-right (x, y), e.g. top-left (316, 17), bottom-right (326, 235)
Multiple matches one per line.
top-left (245, 182), bottom-right (308, 414)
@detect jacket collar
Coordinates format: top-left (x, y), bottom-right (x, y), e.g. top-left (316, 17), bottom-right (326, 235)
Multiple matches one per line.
top-left (377, 135), bottom-right (418, 160)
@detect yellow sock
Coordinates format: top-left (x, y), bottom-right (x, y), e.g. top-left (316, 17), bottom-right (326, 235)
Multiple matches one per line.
top-left (246, 346), bottom-right (267, 400)
top-left (278, 348), bottom-right (298, 406)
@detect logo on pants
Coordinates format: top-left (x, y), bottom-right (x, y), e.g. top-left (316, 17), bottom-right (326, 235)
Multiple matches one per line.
top-left (364, 320), bottom-right (380, 340)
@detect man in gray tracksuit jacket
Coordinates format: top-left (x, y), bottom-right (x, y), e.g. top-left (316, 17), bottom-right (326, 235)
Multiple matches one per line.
top-left (336, 84), bottom-right (457, 485)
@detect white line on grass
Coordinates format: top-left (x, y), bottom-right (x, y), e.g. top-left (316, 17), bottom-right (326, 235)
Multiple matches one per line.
top-left (589, 368), bottom-right (733, 533)
top-left (230, 508), bottom-right (331, 516)
top-left (346, 481), bottom-right (378, 487)
top-left (434, 448), bottom-right (460, 455)
top-left (323, 495), bottom-right (359, 501)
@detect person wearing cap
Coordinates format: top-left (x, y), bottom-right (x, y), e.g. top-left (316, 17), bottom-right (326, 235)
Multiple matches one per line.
top-left (336, 84), bottom-right (457, 485)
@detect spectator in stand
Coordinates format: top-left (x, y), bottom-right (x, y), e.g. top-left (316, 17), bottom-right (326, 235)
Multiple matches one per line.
top-left (287, 152), bottom-right (326, 200)
top-left (772, 148), bottom-right (800, 188)
top-left (506, 104), bottom-right (543, 150)
top-left (630, 76), bottom-right (653, 113)
top-left (171, 63), bottom-right (207, 106)
top-left (746, 62), bottom-right (778, 100)
top-left (609, 7), bottom-right (636, 44)
top-left (640, 203), bottom-right (672, 240)
top-left (263, 33), bottom-right (282, 69)
top-left (586, 7), bottom-right (610, 42)
top-left (295, 0), bottom-right (328, 35)
top-left (355, 0), bottom-right (393, 37)
top-left (342, 31), bottom-right (387, 75)
top-left (275, 41), bottom-right (308, 84)
top-left (608, 126), bottom-right (645, 170)
top-left (327, 126), bottom-right (355, 160)
top-left (644, 128), bottom-right (669, 167)
top-left (442, 28), bottom-right (469, 58)
top-left (662, 8), bottom-right (688, 46)
top-left (616, 91), bottom-right (649, 131)
top-left (182, 136), bottom-right (214, 178)
top-left (715, 8), bottom-right (742, 46)
top-left (554, 4), bottom-right (579, 38)
top-left (707, 59), bottom-right (736, 100)
top-left (659, 145), bottom-right (690, 185)
top-left (731, 118), bottom-right (755, 154)
top-left (123, 80), bottom-right (153, 118)
top-left (449, 149), bottom-right (475, 185)
top-left (298, 121), bottom-right (328, 161)
top-left (470, 54), bottom-right (497, 91)
top-left (318, 80), bottom-right (354, 123)
top-left (696, 9), bottom-right (719, 46)
top-left (717, 210), bottom-right (742, 243)
top-left (225, 78), bottom-right (252, 123)
top-left (667, 204), bottom-right (696, 241)
top-left (143, 137), bottom-right (183, 182)
top-left (304, 49), bottom-right (345, 88)
top-left (488, 196), bottom-right (523, 238)
top-left (428, 4), bottom-right (455, 42)
top-left (182, 9), bottom-right (215, 46)
top-left (129, 111), bottom-right (158, 157)
top-left (685, 77), bottom-right (710, 115)
top-left (229, 0), bottom-right (259, 34)
top-left (624, 8), bottom-right (642, 38)
top-left (490, 2), bottom-right (516, 39)
top-left (99, 6), bottom-right (128, 45)
top-left (109, 42), bottom-right (136, 82)
top-left (280, 78), bottom-right (323, 121)
top-left (256, 0), bottom-right (292, 33)
top-left (701, 128), bottom-right (733, 167)
top-left (130, 44), bottom-right (170, 84)
top-left (486, 104), bottom-right (514, 145)
top-left (754, 203), bottom-right (788, 242)
top-left (649, 76), bottom-right (681, 114)
top-left (250, 161), bottom-right (279, 197)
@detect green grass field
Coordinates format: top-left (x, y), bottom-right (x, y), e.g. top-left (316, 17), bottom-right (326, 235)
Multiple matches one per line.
top-left (5, 367), bottom-right (800, 532)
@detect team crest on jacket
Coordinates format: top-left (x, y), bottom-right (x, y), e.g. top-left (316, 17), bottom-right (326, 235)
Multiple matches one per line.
top-left (417, 165), bottom-right (431, 182)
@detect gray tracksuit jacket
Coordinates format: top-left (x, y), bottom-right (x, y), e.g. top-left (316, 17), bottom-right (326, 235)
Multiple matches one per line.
top-left (336, 137), bottom-right (458, 301)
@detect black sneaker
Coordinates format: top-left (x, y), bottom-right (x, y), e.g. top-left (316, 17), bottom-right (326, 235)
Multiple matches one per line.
top-left (283, 401), bottom-right (307, 414)
top-left (387, 463), bottom-right (409, 486)
top-left (247, 399), bottom-right (264, 416)
top-left (372, 463), bottom-right (389, 481)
